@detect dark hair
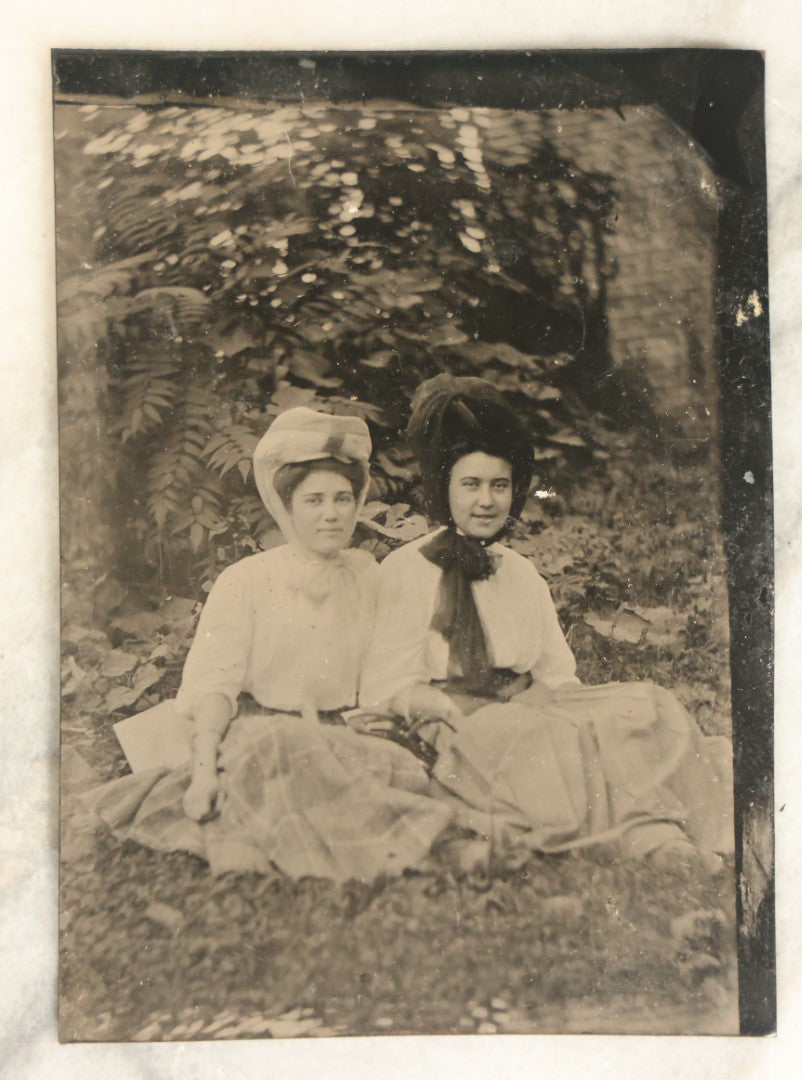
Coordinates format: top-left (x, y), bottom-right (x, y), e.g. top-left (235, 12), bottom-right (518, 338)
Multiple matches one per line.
top-left (406, 377), bottom-right (534, 527)
top-left (273, 457), bottom-right (364, 510)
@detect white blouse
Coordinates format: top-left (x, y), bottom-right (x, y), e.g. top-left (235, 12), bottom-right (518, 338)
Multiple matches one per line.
top-left (360, 530), bottom-right (579, 711)
top-left (174, 545), bottom-right (379, 718)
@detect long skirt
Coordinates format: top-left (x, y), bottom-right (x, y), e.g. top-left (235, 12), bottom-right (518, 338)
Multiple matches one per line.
top-left (426, 680), bottom-right (734, 858)
top-left (81, 710), bottom-right (454, 882)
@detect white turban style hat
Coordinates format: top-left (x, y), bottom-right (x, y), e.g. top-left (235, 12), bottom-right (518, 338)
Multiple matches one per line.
top-left (253, 406), bottom-right (372, 548)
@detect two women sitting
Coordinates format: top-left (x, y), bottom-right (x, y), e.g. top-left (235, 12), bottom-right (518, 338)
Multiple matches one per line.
top-left (86, 375), bottom-right (733, 881)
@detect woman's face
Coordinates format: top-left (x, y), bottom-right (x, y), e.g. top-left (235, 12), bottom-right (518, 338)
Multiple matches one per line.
top-left (448, 452), bottom-right (513, 539)
top-left (289, 469), bottom-right (358, 557)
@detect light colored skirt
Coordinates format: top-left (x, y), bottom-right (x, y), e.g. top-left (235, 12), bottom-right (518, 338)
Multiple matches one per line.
top-left (427, 680), bottom-right (734, 858)
top-left (83, 680), bottom-right (733, 882)
top-left (82, 711), bottom-right (454, 882)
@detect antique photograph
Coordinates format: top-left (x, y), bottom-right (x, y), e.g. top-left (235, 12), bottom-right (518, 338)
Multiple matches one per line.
top-left (54, 50), bottom-right (773, 1041)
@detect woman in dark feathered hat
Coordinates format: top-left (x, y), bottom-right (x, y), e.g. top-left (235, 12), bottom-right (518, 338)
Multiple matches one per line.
top-left (361, 375), bottom-right (734, 873)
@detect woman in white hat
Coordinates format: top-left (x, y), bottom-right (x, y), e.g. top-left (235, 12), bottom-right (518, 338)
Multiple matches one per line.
top-left (86, 407), bottom-right (451, 881)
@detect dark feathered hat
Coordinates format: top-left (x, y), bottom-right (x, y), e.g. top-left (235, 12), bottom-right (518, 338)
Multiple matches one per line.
top-left (406, 374), bottom-right (533, 527)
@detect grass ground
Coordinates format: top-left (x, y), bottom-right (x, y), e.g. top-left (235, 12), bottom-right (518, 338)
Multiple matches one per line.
top-left (59, 443), bottom-right (738, 1041)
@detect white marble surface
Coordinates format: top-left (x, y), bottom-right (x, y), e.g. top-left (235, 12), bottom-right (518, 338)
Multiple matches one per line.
top-left (1, 2), bottom-right (800, 1076)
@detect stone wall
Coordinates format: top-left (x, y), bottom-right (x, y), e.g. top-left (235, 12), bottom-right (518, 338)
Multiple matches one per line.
top-left (550, 106), bottom-right (719, 442)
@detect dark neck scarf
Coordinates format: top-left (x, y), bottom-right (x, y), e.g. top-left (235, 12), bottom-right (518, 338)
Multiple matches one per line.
top-left (420, 526), bottom-right (500, 692)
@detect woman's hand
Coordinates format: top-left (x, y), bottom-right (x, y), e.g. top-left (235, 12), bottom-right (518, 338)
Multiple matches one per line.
top-left (405, 683), bottom-right (465, 729)
top-left (182, 771), bottom-right (220, 822)
top-left (184, 694), bottom-right (231, 822)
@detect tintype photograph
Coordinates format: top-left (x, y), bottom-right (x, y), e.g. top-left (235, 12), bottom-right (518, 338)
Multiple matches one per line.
top-left (54, 50), bottom-right (773, 1041)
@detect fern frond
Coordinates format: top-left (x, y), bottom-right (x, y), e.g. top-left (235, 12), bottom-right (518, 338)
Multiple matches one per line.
top-left (111, 367), bottom-right (181, 443)
top-left (57, 254), bottom-right (149, 305)
top-left (145, 385), bottom-right (223, 532)
top-left (105, 191), bottom-right (182, 256)
top-left (125, 287), bottom-right (211, 333)
top-left (205, 422), bottom-right (260, 479)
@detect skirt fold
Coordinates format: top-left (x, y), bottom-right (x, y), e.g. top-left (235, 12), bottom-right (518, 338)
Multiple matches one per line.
top-left (83, 711), bottom-right (453, 881)
top-left (432, 681), bottom-right (733, 857)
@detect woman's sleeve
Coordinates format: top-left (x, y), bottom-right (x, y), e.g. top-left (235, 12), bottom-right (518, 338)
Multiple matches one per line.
top-left (359, 548), bottom-right (434, 713)
top-left (174, 561), bottom-right (255, 719)
top-left (529, 568), bottom-right (581, 688)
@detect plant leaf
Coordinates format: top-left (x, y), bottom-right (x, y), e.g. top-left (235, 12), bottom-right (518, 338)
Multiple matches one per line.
top-left (100, 650), bottom-right (140, 678)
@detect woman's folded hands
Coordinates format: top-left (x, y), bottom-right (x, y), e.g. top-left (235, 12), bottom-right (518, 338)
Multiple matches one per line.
top-left (403, 683), bottom-right (465, 731)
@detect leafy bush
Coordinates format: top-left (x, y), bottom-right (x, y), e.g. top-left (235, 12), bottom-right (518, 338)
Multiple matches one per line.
top-left (55, 99), bottom-right (615, 597)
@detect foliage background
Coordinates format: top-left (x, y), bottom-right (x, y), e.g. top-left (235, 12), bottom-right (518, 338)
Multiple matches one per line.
top-left (56, 96), bottom-right (735, 1040)
top-left (56, 100), bottom-right (619, 586)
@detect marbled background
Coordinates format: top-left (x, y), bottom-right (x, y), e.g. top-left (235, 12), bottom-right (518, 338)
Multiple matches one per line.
top-left (1, 2), bottom-right (800, 1077)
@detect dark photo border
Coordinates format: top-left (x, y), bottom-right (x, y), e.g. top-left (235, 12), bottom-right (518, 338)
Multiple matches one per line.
top-left (52, 47), bottom-right (774, 1036)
